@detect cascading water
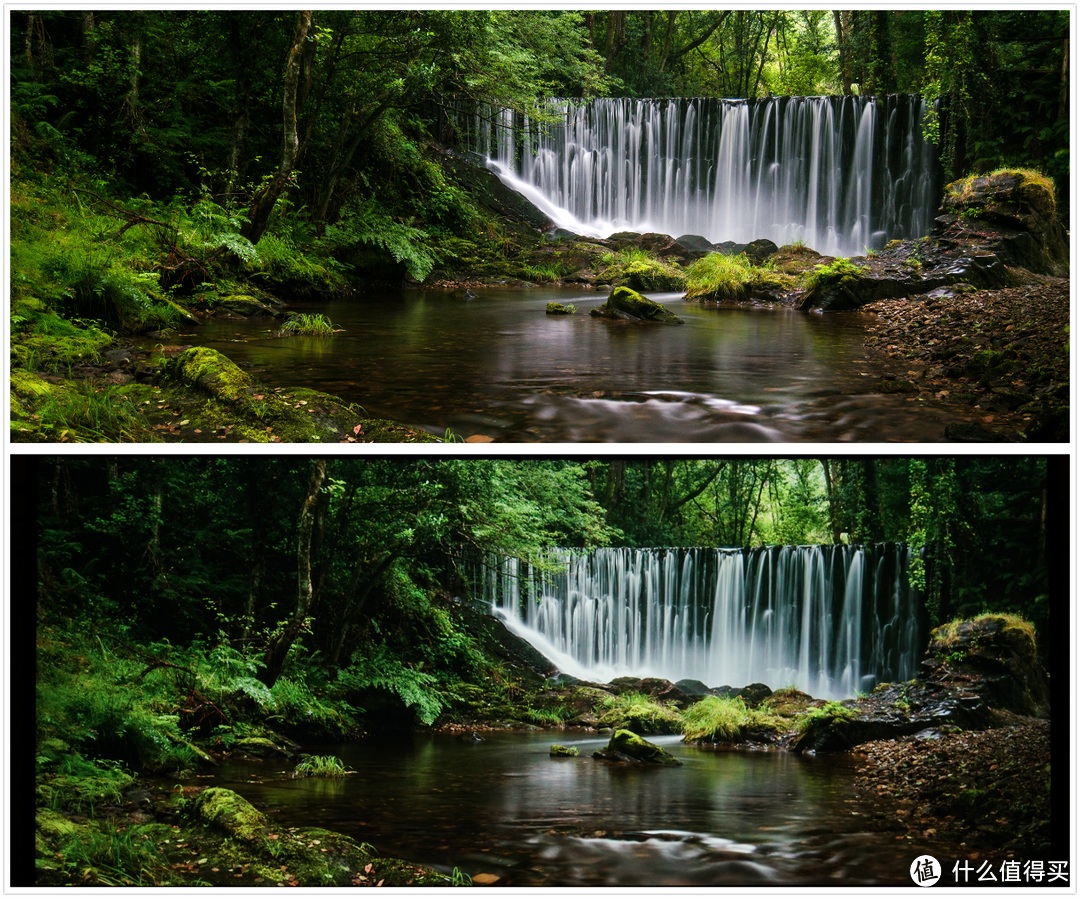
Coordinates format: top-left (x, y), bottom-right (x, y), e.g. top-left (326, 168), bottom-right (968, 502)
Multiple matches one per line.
top-left (456, 96), bottom-right (938, 257)
top-left (472, 545), bottom-right (923, 700)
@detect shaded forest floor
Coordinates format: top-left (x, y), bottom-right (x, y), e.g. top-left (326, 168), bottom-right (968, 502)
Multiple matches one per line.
top-left (854, 718), bottom-right (1052, 858)
top-left (858, 280), bottom-right (1071, 441)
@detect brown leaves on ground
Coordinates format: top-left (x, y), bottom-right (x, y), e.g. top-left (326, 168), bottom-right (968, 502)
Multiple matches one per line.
top-left (854, 720), bottom-right (1051, 856)
top-left (860, 281), bottom-right (1069, 435)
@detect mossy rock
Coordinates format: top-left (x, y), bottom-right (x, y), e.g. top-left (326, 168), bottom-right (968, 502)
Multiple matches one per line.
top-left (549, 744), bottom-right (580, 757)
top-left (214, 294), bottom-right (280, 317)
top-left (592, 729), bottom-right (682, 766)
top-left (233, 736), bottom-right (291, 759)
top-left (620, 260), bottom-right (686, 291)
top-left (590, 286), bottom-right (684, 324)
top-left (546, 301), bottom-right (576, 315)
top-left (36, 809), bottom-right (83, 850)
top-left (189, 787), bottom-right (269, 841)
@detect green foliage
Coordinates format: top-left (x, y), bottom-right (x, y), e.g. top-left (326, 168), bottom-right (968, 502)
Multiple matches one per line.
top-left (800, 256), bottom-right (864, 291)
top-left (280, 313), bottom-right (336, 337)
top-left (57, 822), bottom-right (174, 886)
top-left (681, 696), bottom-right (785, 742)
top-left (325, 198), bottom-right (439, 282)
top-left (525, 706), bottom-right (575, 726)
top-left (684, 253), bottom-right (791, 300)
top-left (794, 700), bottom-right (857, 733)
top-left (32, 383), bottom-right (150, 443)
top-left (521, 261), bottom-right (566, 282)
top-left (268, 675), bottom-right (360, 738)
top-left (294, 755), bottom-right (350, 777)
top-left (338, 646), bottom-right (446, 726)
top-left (597, 692), bottom-right (683, 735)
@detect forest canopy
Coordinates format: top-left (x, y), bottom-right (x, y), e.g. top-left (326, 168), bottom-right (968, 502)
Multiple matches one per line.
top-left (12, 9), bottom-right (1069, 226)
top-left (33, 456), bottom-right (1053, 679)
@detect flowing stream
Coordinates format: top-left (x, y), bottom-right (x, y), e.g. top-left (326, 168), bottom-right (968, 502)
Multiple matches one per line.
top-left (192, 731), bottom-right (931, 886)
top-left (167, 287), bottom-right (994, 442)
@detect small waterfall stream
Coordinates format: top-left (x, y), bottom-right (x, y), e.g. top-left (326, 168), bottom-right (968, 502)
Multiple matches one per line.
top-left (456, 96), bottom-right (938, 257)
top-left (472, 545), bottom-right (923, 699)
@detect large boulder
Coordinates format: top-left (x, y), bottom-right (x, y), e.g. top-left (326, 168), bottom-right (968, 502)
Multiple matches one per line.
top-left (793, 613), bottom-right (1048, 752)
top-left (592, 729), bottom-right (682, 766)
top-left (590, 286), bottom-right (684, 323)
top-left (936, 170), bottom-right (1068, 276)
top-left (922, 614), bottom-right (1050, 718)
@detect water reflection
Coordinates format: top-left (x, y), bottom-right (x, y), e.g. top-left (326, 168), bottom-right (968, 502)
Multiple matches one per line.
top-left (163, 287), bottom-right (993, 441)
top-left (195, 732), bottom-right (941, 886)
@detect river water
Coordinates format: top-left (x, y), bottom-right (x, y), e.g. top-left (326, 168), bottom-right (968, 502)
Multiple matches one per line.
top-left (196, 731), bottom-right (937, 887)
top-left (170, 287), bottom-right (989, 442)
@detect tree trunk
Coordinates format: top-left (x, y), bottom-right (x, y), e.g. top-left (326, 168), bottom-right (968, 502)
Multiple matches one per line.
top-left (82, 11), bottom-right (96, 67)
top-left (1059, 36), bottom-right (1069, 121)
top-left (834, 10), bottom-right (853, 96)
top-left (261, 458), bottom-right (326, 688)
top-left (24, 13), bottom-right (37, 67)
top-left (242, 10), bottom-right (312, 245)
top-left (820, 458), bottom-right (844, 544)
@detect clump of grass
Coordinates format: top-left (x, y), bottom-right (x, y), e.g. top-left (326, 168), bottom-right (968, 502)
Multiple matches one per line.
top-left (684, 252), bottom-right (794, 300)
top-left (58, 823), bottom-right (174, 886)
top-left (521, 262), bottom-right (565, 282)
top-left (294, 754), bottom-right (350, 777)
top-left (526, 706), bottom-right (574, 726)
top-left (799, 256), bottom-right (864, 291)
top-left (280, 313), bottom-right (335, 336)
top-left (35, 382), bottom-right (150, 442)
top-left (597, 691), bottom-right (683, 735)
top-left (681, 695), bottom-right (786, 742)
top-left (793, 700), bottom-right (857, 734)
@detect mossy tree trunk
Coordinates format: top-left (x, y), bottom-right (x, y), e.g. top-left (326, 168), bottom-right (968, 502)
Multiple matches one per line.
top-left (261, 457), bottom-right (326, 688)
top-left (242, 10), bottom-right (312, 246)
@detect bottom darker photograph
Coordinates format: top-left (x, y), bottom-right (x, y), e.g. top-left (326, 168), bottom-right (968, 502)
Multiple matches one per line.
top-left (24, 455), bottom-right (1070, 889)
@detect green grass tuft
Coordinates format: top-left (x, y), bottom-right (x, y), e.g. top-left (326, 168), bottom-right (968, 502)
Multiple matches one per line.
top-left (684, 252), bottom-right (794, 300)
top-left (681, 695), bottom-right (786, 742)
top-left (294, 754), bottom-right (350, 777)
top-left (280, 313), bottom-right (336, 336)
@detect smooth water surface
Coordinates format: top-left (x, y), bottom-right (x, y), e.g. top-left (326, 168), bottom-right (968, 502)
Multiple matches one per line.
top-left (198, 731), bottom-right (932, 886)
top-left (172, 287), bottom-right (985, 441)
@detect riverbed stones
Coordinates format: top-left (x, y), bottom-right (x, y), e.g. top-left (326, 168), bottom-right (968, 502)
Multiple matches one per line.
top-left (592, 729), bottom-right (682, 766)
top-left (590, 286), bottom-right (684, 323)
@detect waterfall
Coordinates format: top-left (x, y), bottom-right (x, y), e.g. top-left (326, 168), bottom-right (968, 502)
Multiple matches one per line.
top-left (472, 545), bottom-right (923, 700)
top-left (456, 96), bottom-right (938, 257)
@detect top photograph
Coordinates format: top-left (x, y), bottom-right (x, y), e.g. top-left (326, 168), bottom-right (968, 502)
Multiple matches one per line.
top-left (9, 9), bottom-right (1071, 444)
